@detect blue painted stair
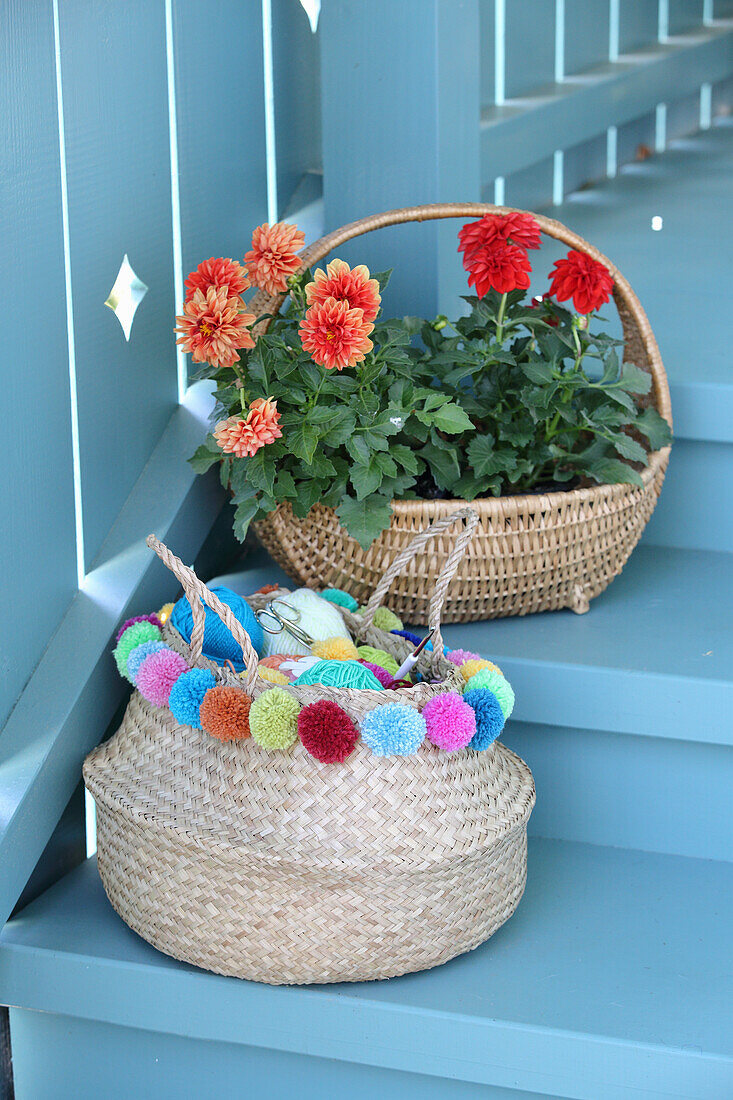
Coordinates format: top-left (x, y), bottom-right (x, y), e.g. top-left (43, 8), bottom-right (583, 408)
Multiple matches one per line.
top-left (2, 124), bottom-right (732, 1099)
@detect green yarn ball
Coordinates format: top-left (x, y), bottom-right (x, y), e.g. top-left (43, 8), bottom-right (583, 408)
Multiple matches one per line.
top-left (464, 668), bottom-right (515, 719)
top-left (358, 606), bottom-right (404, 632)
top-left (295, 659), bottom-right (383, 690)
top-left (114, 620), bottom-right (163, 681)
top-left (356, 646), bottom-right (400, 678)
top-left (249, 687), bottom-right (300, 750)
top-left (321, 587), bottom-right (359, 613)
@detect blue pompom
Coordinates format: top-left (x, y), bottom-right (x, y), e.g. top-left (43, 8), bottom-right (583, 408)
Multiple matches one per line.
top-left (169, 585), bottom-right (263, 670)
top-left (463, 688), bottom-right (505, 750)
top-left (169, 668), bottom-right (216, 729)
top-left (360, 703), bottom-right (426, 757)
top-left (126, 640), bottom-right (166, 681)
top-left (391, 629), bottom-right (434, 651)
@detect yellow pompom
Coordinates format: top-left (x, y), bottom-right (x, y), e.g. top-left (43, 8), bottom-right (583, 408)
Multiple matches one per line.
top-left (460, 658), bottom-right (503, 682)
top-left (256, 664), bottom-right (289, 686)
top-left (311, 636), bottom-right (360, 661)
top-left (157, 602), bottom-right (175, 625)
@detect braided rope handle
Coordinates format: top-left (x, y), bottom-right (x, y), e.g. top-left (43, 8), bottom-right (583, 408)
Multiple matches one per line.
top-left (359, 508), bottom-right (479, 665)
top-left (250, 203), bottom-right (671, 429)
top-left (146, 535), bottom-right (260, 691)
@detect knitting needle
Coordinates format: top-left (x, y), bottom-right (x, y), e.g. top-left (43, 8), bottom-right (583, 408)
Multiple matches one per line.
top-left (391, 630), bottom-right (436, 683)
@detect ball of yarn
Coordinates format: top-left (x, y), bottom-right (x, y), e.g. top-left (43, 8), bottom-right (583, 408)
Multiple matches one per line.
top-left (169, 668), bottom-right (216, 728)
top-left (115, 613), bottom-right (162, 644)
top-left (114, 620), bottom-right (163, 680)
top-left (358, 660), bottom-right (394, 688)
top-left (169, 585), bottom-right (263, 670)
top-left (463, 688), bottom-right (505, 750)
top-left (360, 606), bottom-right (403, 632)
top-left (126, 640), bottom-right (166, 681)
top-left (294, 660), bottom-right (383, 690)
top-left (356, 646), bottom-right (400, 677)
top-left (422, 692), bottom-right (476, 751)
top-left (200, 685), bottom-right (252, 741)
top-left (447, 648), bottom-right (482, 668)
top-left (391, 629), bottom-right (433, 652)
top-left (311, 636), bottom-right (360, 662)
top-left (297, 700), bottom-right (359, 763)
top-left (259, 589), bottom-right (351, 658)
top-left (465, 668), bottom-right (514, 718)
top-left (460, 657), bottom-right (503, 682)
top-left (360, 703), bottom-right (426, 756)
top-left (257, 665), bottom-right (289, 686)
top-left (321, 587), bottom-right (359, 612)
top-left (249, 687), bottom-right (300, 750)
top-left (135, 648), bottom-right (188, 707)
top-left (157, 602), bottom-right (175, 624)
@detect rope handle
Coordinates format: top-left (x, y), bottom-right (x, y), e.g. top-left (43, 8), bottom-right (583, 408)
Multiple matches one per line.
top-left (146, 535), bottom-right (260, 691)
top-left (358, 508), bottom-right (479, 666)
top-left (249, 203), bottom-right (671, 429)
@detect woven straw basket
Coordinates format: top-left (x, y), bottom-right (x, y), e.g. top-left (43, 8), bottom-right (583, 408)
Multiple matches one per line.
top-left (84, 510), bottom-right (535, 985)
top-left (252, 202), bottom-right (672, 623)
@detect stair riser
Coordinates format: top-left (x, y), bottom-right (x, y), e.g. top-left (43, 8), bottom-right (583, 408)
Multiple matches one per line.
top-left (642, 439), bottom-right (733, 552)
top-left (505, 722), bottom-right (733, 861)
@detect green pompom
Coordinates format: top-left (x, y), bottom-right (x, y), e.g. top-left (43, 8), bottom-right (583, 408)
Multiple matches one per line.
top-left (356, 646), bottom-right (400, 677)
top-left (359, 605), bottom-right (404, 632)
top-left (114, 620), bottom-right (163, 681)
top-left (321, 587), bottom-right (359, 613)
top-left (465, 668), bottom-right (515, 719)
top-left (249, 687), bottom-right (301, 750)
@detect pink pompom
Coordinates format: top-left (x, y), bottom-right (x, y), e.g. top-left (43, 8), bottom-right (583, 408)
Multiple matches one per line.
top-left (422, 692), bottom-right (476, 751)
top-left (135, 648), bottom-right (188, 707)
top-left (358, 659), bottom-right (393, 688)
top-left (447, 648), bottom-right (482, 668)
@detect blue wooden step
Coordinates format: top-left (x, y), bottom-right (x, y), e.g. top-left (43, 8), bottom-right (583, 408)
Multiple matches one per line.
top-left (1, 839), bottom-right (730, 1099)
top-left (550, 119), bottom-right (733, 553)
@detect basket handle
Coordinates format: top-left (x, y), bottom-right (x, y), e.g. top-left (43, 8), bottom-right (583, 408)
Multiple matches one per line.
top-left (250, 203), bottom-right (671, 429)
top-left (146, 535), bottom-right (260, 691)
top-left (358, 507), bottom-right (479, 665)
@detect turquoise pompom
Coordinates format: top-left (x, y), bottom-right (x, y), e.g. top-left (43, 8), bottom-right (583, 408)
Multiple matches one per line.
top-left (360, 703), bottom-right (426, 756)
top-left (169, 585), bottom-right (263, 670)
top-left (463, 688), bottom-right (505, 749)
top-left (321, 587), bottom-right (359, 612)
top-left (169, 668), bottom-right (216, 729)
top-left (126, 640), bottom-right (166, 681)
top-left (294, 660), bottom-right (383, 689)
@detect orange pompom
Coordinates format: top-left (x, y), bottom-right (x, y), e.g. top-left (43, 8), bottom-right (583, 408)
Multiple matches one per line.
top-left (200, 685), bottom-right (252, 741)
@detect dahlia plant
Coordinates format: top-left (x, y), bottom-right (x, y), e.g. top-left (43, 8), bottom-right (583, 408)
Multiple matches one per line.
top-left (181, 214), bottom-right (672, 549)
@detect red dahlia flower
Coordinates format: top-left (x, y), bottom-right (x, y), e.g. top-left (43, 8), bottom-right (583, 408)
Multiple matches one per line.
top-left (466, 242), bottom-right (532, 297)
top-left (299, 296), bottom-right (374, 371)
top-left (547, 250), bottom-right (614, 314)
top-left (175, 286), bottom-right (255, 368)
top-left (184, 257), bottom-right (249, 302)
top-left (458, 211), bottom-right (542, 263)
top-left (305, 258), bottom-right (381, 323)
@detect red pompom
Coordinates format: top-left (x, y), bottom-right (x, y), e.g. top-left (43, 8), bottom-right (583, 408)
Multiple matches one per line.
top-left (297, 700), bottom-right (359, 763)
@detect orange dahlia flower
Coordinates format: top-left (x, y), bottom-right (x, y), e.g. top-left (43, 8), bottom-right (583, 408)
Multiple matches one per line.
top-left (305, 259), bottom-right (381, 323)
top-left (214, 397), bottom-right (283, 459)
top-left (184, 257), bottom-right (249, 301)
top-left (175, 287), bottom-right (255, 369)
top-left (299, 296), bottom-right (374, 371)
top-left (245, 222), bottom-right (305, 296)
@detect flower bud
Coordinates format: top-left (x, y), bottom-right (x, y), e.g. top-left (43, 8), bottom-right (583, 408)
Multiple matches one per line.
top-left (433, 315), bottom-right (448, 330)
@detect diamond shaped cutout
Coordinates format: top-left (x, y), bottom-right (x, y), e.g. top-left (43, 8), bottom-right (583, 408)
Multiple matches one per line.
top-left (105, 255), bottom-right (148, 341)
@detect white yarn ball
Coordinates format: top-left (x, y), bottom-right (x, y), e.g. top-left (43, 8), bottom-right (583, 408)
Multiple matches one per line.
top-left (259, 589), bottom-right (352, 657)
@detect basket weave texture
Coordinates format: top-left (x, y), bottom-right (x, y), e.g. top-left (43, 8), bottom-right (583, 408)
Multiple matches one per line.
top-left (252, 202), bottom-right (672, 623)
top-left (84, 510), bottom-right (535, 984)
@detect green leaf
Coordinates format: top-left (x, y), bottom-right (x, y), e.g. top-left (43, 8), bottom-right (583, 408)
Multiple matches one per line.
top-left (420, 441), bottom-right (461, 490)
top-left (634, 407), bottom-right (673, 450)
top-left (189, 443), bottom-right (220, 474)
top-left (345, 434), bottom-right (372, 465)
top-left (274, 469), bottom-right (297, 498)
top-left (320, 409), bottom-right (356, 447)
top-left (430, 402), bottom-right (474, 434)
top-left (350, 460), bottom-right (383, 500)
top-left (287, 423), bottom-right (318, 463)
top-left (466, 434), bottom-right (495, 478)
top-left (336, 494), bottom-right (394, 550)
top-left (372, 269), bottom-right (392, 292)
top-left (245, 448), bottom-right (277, 495)
top-left (390, 443), bottom-right (420, 474)
top-left (606, 431), bottom-right (648, 465)
top-left (586, 458), bottom-right (644, 488)
top-left (232, 496), bottom-right (259, 542)
top-left (619, 362), bottom-right (652, 395)
top-left (520, 360), bottom-right (555, 385)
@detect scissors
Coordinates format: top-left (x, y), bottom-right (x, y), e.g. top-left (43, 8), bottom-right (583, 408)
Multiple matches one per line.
top-left (254, 598), bottom-right (315, 648)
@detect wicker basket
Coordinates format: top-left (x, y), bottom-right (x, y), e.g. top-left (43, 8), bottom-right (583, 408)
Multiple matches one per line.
top-left (84, 510), bottom-right (535, 985)
top-left (252, 202), bottom-right (672, 623)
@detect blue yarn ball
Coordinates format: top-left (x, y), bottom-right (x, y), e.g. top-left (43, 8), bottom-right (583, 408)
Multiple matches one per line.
top-left (169, 585), bottom-right (263, 670)
top-left (360, 703), bottom-right (426, 757)
top-left (126, 640), bottom-right (166, 681)
top-left (169, 668), bottom-right (216, 729)
top-left (321, 587), bottom-right (359, 612)
top-left (463, 688), bottom-right (505, 750)
top-left (391, 629), bottom-right (434, 652)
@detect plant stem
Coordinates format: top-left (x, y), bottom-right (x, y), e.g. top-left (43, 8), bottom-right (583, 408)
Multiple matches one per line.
top-left (495, 293), bottom-right (508, 345)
